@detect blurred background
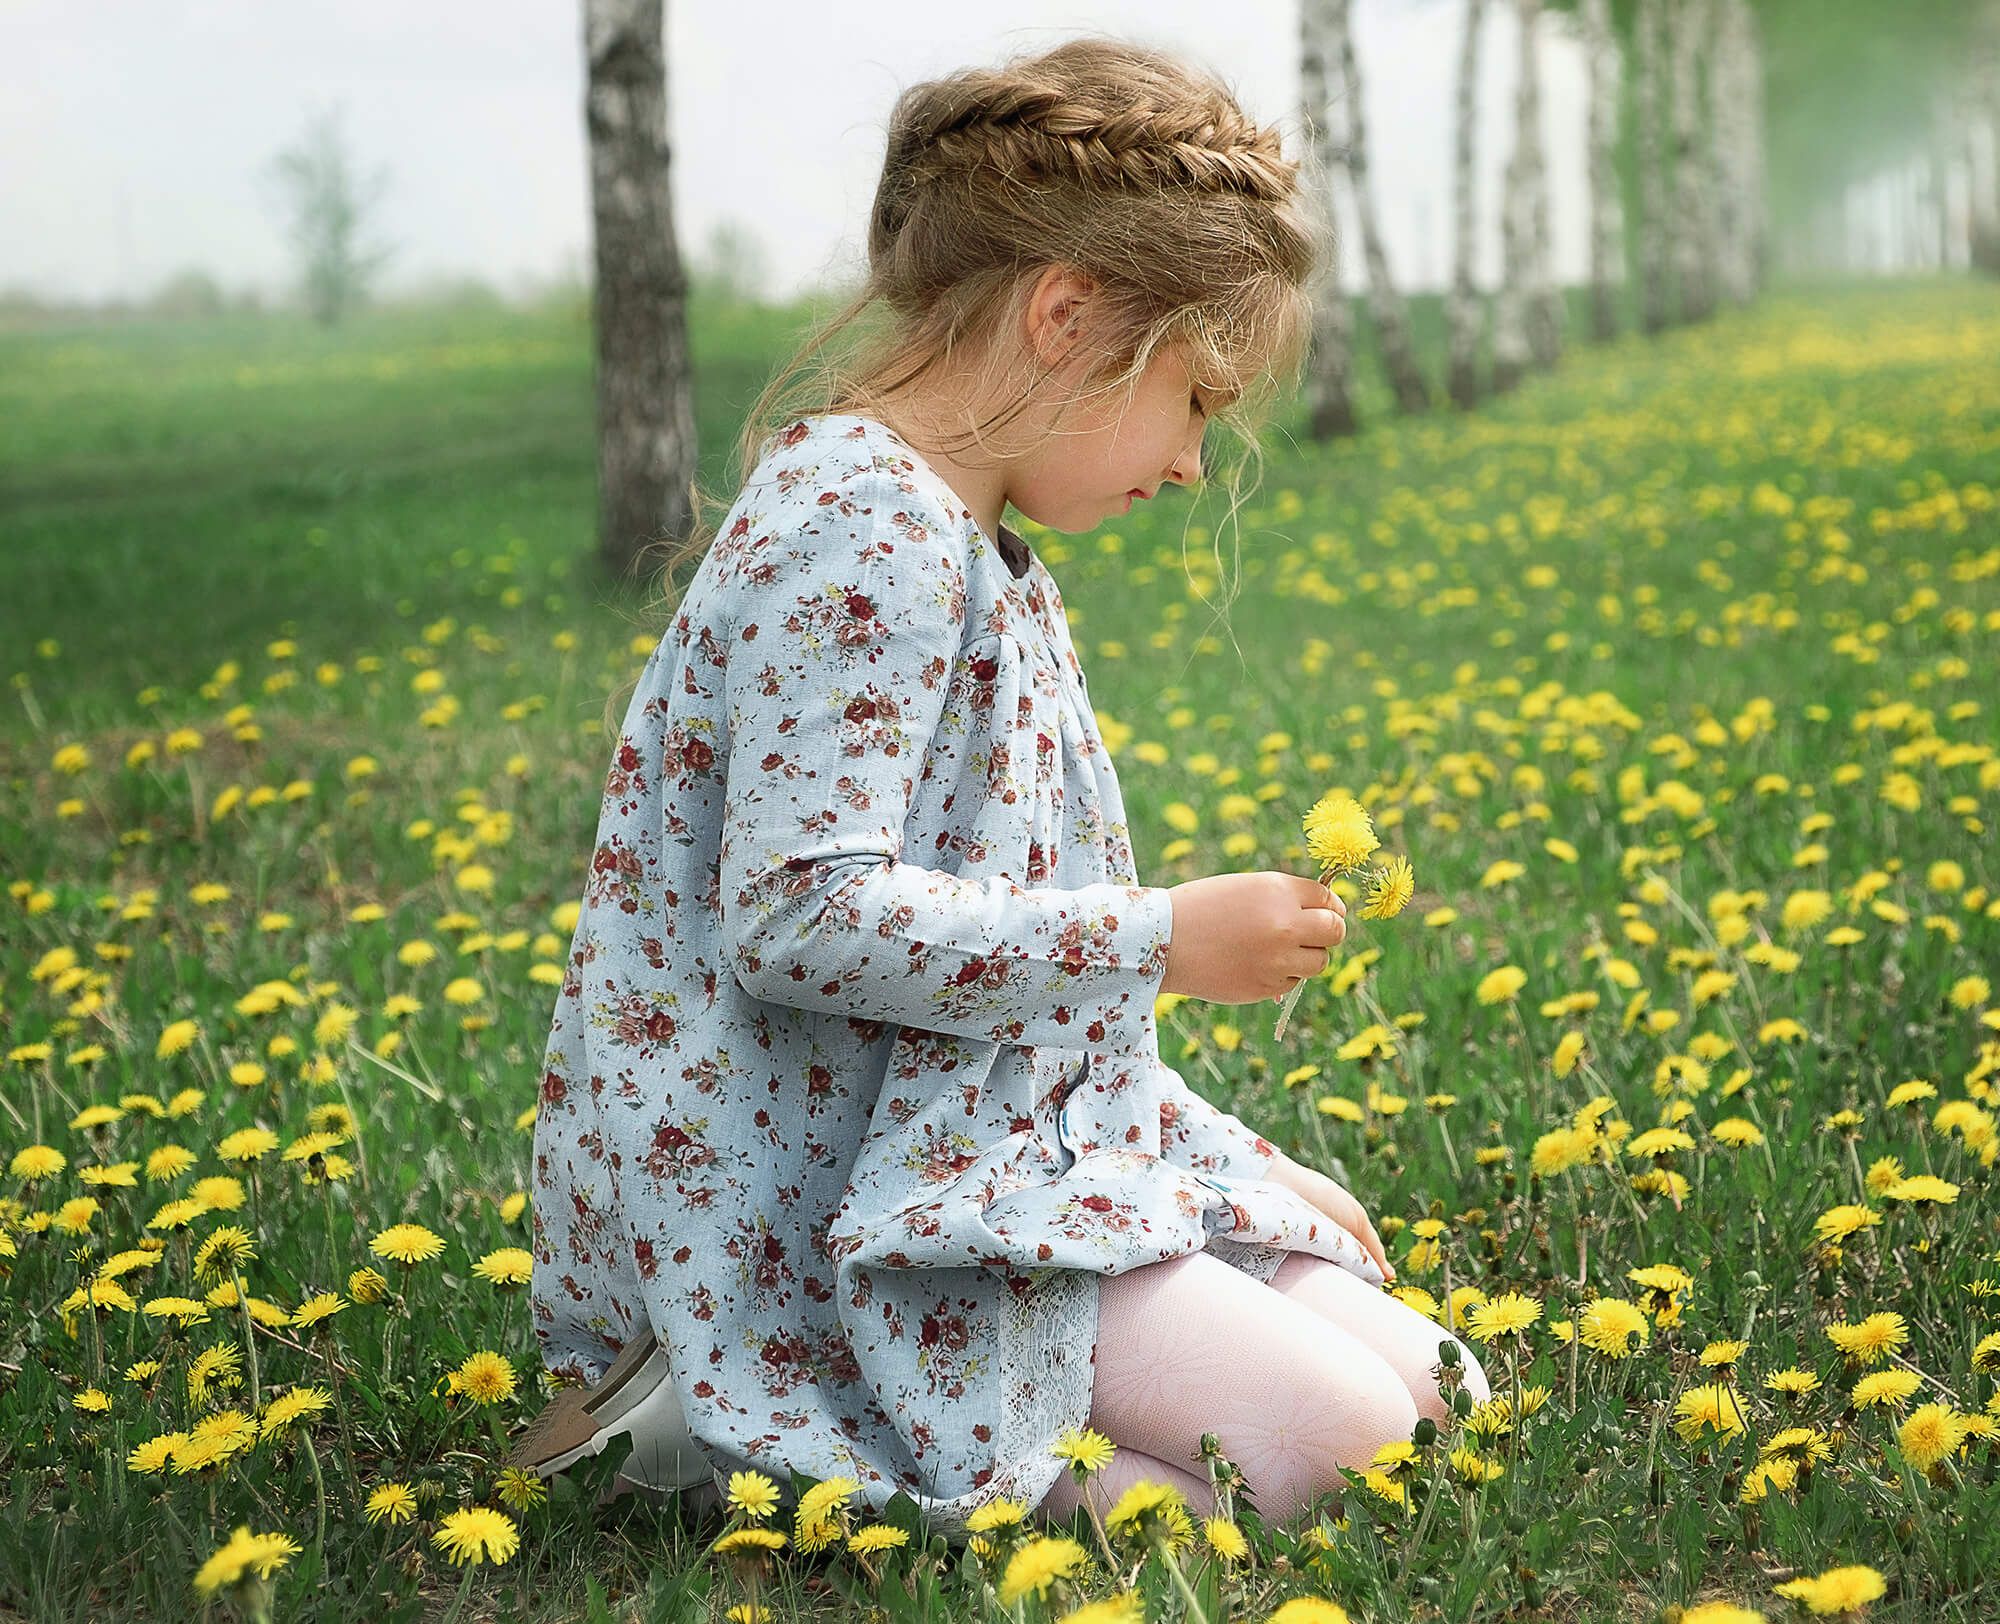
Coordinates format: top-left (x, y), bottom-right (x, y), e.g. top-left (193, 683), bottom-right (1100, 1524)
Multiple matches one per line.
top-left (2, 0), bottom-right (1997, 704)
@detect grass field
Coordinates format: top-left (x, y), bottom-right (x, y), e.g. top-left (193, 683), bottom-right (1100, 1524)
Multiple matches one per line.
top-left (2, 276), bottom-right (1998, 1623)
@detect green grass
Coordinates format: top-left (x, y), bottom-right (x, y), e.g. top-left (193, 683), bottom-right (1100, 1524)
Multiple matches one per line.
top-left (2, 275), bottom-right (1998, 1622)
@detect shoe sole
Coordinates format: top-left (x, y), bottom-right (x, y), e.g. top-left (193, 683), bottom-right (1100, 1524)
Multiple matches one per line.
top-left (508, 1329), bottom-right (675, 1480)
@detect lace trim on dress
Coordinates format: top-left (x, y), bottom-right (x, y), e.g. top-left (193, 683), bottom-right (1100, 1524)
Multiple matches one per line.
top-left (905, 1267), bottom-right (1098, 1537)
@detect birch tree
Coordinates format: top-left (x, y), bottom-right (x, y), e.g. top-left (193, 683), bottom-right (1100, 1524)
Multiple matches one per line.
top-left (1319, 0), bottom-right (1431, 413)
top-left (1670, 0), bottom-right (1718, 324)
top-left (1581, 0), bottom-right (1621, 341)
top-left (583, 0), bottom-right (698, 581)
top-left (1446, 0), bottom-right (1489, 408)
top-left (1298, 0), bottom-right (1360, 437)
top-left (1634, 0), bottom-right (1670, 335)
top-left (1518, 0), bottom-right (1562, 370)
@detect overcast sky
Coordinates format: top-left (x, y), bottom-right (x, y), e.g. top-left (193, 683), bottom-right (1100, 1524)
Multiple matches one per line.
top-left (1, 0), bottom-right (1597, 307)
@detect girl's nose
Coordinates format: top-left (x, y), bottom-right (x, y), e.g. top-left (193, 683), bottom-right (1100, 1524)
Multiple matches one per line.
top-left (1165, 434), bottom-right (1203, 488)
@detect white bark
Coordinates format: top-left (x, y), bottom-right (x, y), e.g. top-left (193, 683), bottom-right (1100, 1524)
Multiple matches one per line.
top-left (1634, 0), bottom-right (1669, 332)
top-left (584, 0), bottom-right (698, 578)
top-left (1582, 0), bottom-right (1621, 339)
top-left (1447, 0), bottom-right (1489, 406)
top-left (1320, 0), bottom-right (1431, 413)
top-left (1299, 0), bottom-right (1359, 436)
top-left (1670, 0), bottom-right (1716, 322)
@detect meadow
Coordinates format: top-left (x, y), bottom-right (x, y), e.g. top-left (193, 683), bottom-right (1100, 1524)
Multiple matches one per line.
top-left (1, 275), bottom-right (1996, 1623)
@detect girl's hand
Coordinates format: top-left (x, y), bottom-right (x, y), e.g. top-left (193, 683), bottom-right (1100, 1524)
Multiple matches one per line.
top-left (1160, 872), bottom-right (1347, 1004)
top-left (1266, 1154), bottom-right (1397, 1283)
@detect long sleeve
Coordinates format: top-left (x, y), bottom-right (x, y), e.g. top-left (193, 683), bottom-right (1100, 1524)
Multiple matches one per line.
top-left (717, 462), bottom-right (1174, 1056)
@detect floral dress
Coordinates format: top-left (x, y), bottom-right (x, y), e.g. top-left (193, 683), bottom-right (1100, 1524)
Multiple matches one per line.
top-left (527, 410), bottom-right (1387, 1536)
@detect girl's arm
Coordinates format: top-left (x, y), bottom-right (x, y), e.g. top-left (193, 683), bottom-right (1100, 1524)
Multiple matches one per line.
top-left (718, 462), bottom-right (1171, 1059)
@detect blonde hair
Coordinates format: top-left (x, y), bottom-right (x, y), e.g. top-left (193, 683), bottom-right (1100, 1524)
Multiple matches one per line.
top-left (607, 34), bottom-right (1330, 735)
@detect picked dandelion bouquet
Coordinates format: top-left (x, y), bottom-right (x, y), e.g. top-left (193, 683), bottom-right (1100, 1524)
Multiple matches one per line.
top-left (1273, 791), bottom-right (1414, 1040)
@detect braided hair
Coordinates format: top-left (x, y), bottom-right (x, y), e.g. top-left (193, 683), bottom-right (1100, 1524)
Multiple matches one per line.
top-left (614, 35), bottom-right (1329, 718)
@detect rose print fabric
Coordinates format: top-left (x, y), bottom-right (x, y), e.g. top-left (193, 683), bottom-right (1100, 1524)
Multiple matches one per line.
top-left (528, 411), bottom-right (1386, 1537)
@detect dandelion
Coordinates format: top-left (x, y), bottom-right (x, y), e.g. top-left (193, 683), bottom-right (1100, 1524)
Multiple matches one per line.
top-left (289, 1292), bottom-right (346, 1330)
top-left (472, 1246), bottom-right (534, 1286)
top-left (1104, 1479), bottom-right (1187, 1545)
top-left (1673, 1383), bottom-right (1750, 1443)
top-left (191, 1526), bottom-right (302, 1596)
top-left (1577, 1298), bottom-right (1651, 1357)
top-left (258, 1386), bottom-right (332, 1440)
top-left (1898, 1403), bottom-right (1966, 1472)
top-left (431, 1506), bottom-right (520, 1567)
top-left (1051, 1425), bottom-right (1116, 1475)
top-left (1771, 1563), bottom-right (1886, 1615)
top-left (10, 1145), bottom-right (65, 1181)
top-left (1826, 1312), bottom-right (1908, 1368)
top-left (794, 1473), bottom-right (859, 1531)
top-left (1276, 792), bottom-right (1411, 1039)
top-left (364, 1482), bottom-right (419, 1525)
top-left (446, 1351), bottom-right (518, 1406)
top-left (846, 1524), bottom-right (908, 1555)
top-left (1265, 1600), bottom-right (1354, 1624)
top-left (1466, 1292), bottom-right (1543, 1343)
top-left (370, 1223), bottom-right (445, 1265)
top-left (713, 1527), bottom-right (787, 1556)
top-left (1851, 1369), bottom-right (1923, 1411)
top-left (1203, 1516), bottom-right (1250, 1561)
top-left (726, 1470), bottom-right (781, 1520)
top-left (193, 1225), bottom-right (257, 1283)
top-left (495, 1467), bottom-right (549, 1512)
top-left (1053, 1595), bottom-right (1144, 1624)
top-left (998, 1535), bottom-right (1091, 1607)
top-left (1359, 854), bottom-right (1414, 920)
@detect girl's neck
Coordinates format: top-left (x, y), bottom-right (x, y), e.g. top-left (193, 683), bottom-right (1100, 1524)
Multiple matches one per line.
top-left (866, 392), bottom-right (1017, 551)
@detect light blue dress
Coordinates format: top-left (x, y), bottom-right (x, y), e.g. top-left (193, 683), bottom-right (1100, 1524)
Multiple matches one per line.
top-left (527, 410), bottom-right (1386, 1535)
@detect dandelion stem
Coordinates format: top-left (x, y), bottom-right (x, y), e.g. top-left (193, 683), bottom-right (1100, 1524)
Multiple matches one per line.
top-left (232, 1266), bottom-right (263, 1412)
top-left (1152, 1534), bottom-right (1212, 1624)
top-left (304, 1431), bottom-right (328, 1558)
top-left (438, 1558), bottom-right (477, 1624)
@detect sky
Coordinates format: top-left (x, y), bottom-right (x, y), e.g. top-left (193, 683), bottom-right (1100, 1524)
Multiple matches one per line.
top-left (0, 0), bottom-right (1599, 308)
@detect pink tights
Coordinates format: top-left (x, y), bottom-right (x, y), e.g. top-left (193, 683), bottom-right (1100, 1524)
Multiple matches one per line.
top-left (1034, 1248), bottom-right (1492, 1531)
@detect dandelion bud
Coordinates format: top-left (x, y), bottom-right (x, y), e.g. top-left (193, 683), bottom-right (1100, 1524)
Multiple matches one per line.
top-left (1412, 1417), bottom-right (1437, 1447)
top-left (1436, 1339), bottom-right (1461, 1369)
top-left (1453, 1386), bottom-right (1475, 1418)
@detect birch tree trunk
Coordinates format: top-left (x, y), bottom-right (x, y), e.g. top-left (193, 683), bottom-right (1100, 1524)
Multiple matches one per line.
top-left (1635, 0), bottom-right (1670, 334)
top-left (1299, 0), bottom-right (1360, 437)
top-left (1980, 7), bottom-right (2000, 274)
top-left (1324, 0), bottom-right (1431, 413)
top-left (1671, 0), bottom-right (1717, 323)
top-left (1582, 0), bottom-right (1621, 341)
top-left (1447, 0), bottom-right (1489, 408)
top-left (1711, 0), bottom-right (1757, 304)
top-left (1517, 0), bottom-right (1562, 369)
top-left (584, 0), bottom-right (698, 581)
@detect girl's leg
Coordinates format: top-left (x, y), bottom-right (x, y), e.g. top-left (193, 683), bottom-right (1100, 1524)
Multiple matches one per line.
top-left (1264, 1252), bottom-right (1494, 1421)
top-left (1037, 1443), bottom-right (1213, 1527)
top-left (1032, 1249), bottom-right (1420, 1532)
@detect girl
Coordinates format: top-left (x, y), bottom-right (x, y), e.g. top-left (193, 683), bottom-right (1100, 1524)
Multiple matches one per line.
top-left (514, 35), bottom-right (1490, 1541)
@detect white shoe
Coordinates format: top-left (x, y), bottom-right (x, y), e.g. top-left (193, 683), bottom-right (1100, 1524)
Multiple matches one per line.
top-left (508, 1328), bottom-right (713, 1494)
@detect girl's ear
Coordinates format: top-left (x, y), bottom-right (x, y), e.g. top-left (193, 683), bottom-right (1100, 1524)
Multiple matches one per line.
top-left (1024, 262), bottom-right (1101, 365)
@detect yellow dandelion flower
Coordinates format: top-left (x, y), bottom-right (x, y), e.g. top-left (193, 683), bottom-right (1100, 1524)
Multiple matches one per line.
top-left (370, 1223), bottom-right (444, 1265)
top-left (726, 1470), bottom-right (781, 1520)
top-left (998, 1535), bottom-right (1090, 1607)
top-left (1051, 1425), bottom-right (1116, 1474)
top-left (191, 1526), bottom-right (301, 1595)
top-left (431, 1506), bottom-right (520, 1567)
top-left (447, 1351), bottom-right (517, 1406)
top-left (1578, 1297), bottom-right (1651, 1358)
top-left (364, 1482), bottom-right (419, 1525)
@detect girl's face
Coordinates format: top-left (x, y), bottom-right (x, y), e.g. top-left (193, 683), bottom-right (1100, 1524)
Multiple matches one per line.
top-left (1010, 340), bottom-right (1218, 534)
